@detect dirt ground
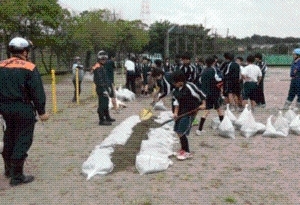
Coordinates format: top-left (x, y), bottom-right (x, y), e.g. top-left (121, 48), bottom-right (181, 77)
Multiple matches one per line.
top-left (1, 67), bottom-right (300, 205)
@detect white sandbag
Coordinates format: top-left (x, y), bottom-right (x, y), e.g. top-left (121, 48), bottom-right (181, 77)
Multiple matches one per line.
top-left (82, 147), bottom-right (114, 180)
top-left (256, 122), bottom-right (266, 133)
top-left (262, 115), bottom-right (288, 137)
top-left (108, 97), bottom-right (127, 110)
top-left (100, 115), bottom-right (141, 147)
top-left (234, 104), bottom-right (250, 128)
top-left (211, 117), bottom-right (220, 130)
top-left (284, 107), bottom-right (297, 124)
top-left (135, 153), bottom-right (173, 175)
top-left (154, 111), bottom-right (173, 124)
top-left (225, 104), bottom-right (237, 122)
top-left (290, 115), bottom-right (300, 135)
top-left (273, 111), bottom-right (289, 137)
top-left (153, 100), bottom-right (168, 111)
top-left (140, 140), bottom-right (174, 157)
top-left (240, 110), bottom-right (258, 138)
top-left (116, 87), bottom-right (136, 101)
top-left (218, 114), bottom-right (235, 139)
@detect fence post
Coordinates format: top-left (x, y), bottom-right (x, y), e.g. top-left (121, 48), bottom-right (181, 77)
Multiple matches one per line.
top-left (51, 69), bottom-right (57, 114)
top-left (76, 68), bottom-right (80, 104)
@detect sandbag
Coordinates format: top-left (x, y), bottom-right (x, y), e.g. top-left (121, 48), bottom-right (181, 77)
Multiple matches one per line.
top-left (290, 115), bottom-right (300, 135)
top-left (284, 107), bottom-right (297, 124)
top-left (273, 111), bottom-right (289, 136)
top-left (136, 153), bottom-right (173, 175)
top-left (225, 104), bottom-right (237, 123)
top-left (211, 117), bottom-right (220, 130)
top-left (82, 147), bottom-right (114, 180)
top-left (240, 110), bottom-right (258, 138)
top-left (234, 104), bottom-right (250, 128)
top-left (218, 114), bottom-right (235, 139)
top-left (116, 86), bottom-right (136, 101)
top-left (153, 100), bottom-right (168, 111)
top-left (262, 115), bottom-right (288, 137)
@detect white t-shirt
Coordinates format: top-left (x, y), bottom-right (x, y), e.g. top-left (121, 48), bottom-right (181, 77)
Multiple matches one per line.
top-left (242, 64), bottom-right (262, 82)
top-left (124, 60), bottom-right (135, 71)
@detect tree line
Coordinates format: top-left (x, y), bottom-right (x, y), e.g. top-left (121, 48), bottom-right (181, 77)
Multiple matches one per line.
top-left (0, 0), bottom-right (299, 73)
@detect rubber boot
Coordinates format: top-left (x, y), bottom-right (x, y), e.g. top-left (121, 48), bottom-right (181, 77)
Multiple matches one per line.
top-left (282, 100), bottom-right (292, 110)
top-left (104, 110), bottom-right (115, 122)
top-left (10, 160), bottom-right (34, 186)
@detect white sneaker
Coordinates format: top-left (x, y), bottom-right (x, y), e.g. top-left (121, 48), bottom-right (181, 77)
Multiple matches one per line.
top-left (195, 130), bottom-right (205, 136)
top-left (176, 150), bottom-right (193, 160)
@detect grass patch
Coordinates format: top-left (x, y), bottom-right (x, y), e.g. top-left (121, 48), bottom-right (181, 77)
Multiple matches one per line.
top-left (224, 196), bottom-right (237, 203)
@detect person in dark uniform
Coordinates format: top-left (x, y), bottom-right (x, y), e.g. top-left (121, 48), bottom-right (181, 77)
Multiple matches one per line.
top-left (0, 37), bottom-right (49, 186)
top-left (92, 50), bottom-right (115, 126)
top-left (171, 70), bottom-right (206, 160)
top-left (105, 53), bottom-right (118, 111)
top-left (140, 57), bottom-right (151, 96)
top-left (254, 53), bottom-right (268, 107)
top-left (222, 52), bottom-right (241, 111)
top-left (196, 56), bottom-right (224, 136)
top-left (179, 52), bottom-right (197, 83)
top-left (282, 48), bottom-right (300, 109)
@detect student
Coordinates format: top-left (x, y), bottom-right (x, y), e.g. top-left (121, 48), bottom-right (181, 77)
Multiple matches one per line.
top-left (179, 52), bottom-right (197, 83)
top-left (196, 56), bottom-right (224, 136)
top-left (254, 53), bottom-right (268, 107)
top-left (140, 57), bottom-right (151, 96)
top-left (241, 55), bottom-right (262, 111)
top-left (151, 66), bottom-right (172, 105)
top-left (124, 57), bottom-right (137, 94)
top-left (171, 70), bottom-right (206, 160)
top-left (235, 56), bottom-right (245, 111)
top-left (222, 52), bottom-right (241, 111)
top-left (282, 48), bottom-right (300, 109)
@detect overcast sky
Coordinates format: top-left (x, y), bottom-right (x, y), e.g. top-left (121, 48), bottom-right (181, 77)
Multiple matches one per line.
top-left (59, 0), bottom-right (299, 39)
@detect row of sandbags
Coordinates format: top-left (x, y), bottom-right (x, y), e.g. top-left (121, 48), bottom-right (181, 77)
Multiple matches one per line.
top-left (136, 111), bottom-right (177, 175)
top-left (82, 115), bottom-right (141, 180)
top-left (215, 104), bottom-right (300, 139)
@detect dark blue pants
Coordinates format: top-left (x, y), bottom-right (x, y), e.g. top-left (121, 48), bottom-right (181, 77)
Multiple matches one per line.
top-left (287, 78), bottom-right (300, 103)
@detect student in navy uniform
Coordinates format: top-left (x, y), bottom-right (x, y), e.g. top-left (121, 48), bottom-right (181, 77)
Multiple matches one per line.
top-left (151, 66), bottom-right (172, 105)
top-left (105, 53), bottom-right (118, 111)
top-left (171, 70), bottom-right (206, 160)
top-left (173, 53), bottom-right (182, 72)
top-left (254, 53), bottom-right (268, 107)
top-left (140, 57), bottom-right (151, 96)
top-left (92, 50), bottom-right (115, 126)
top-left (282, 48), bottom-right (300, 109)
top-left (179, 52), bottom-right (197, 83)
top-left (196, 56), bottom-right (224, 136)
top-left (163, 57), bottom-right (173, 84)
top-left (0, 37), bottom-right (49, 186)
top-left (222, 52), bottom-right (241, 111)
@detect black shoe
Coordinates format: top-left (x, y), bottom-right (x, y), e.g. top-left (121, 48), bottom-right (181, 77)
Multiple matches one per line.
top-left (106, 117), bottom-right (116, 122)
top-left (10, 174), bottom-right (34, 186)
top-left (99, 120), bottom-right (112, 126)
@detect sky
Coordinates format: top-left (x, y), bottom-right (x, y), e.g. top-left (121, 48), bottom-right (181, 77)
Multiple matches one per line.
top-left (59, 0), bottom-right (300, 39)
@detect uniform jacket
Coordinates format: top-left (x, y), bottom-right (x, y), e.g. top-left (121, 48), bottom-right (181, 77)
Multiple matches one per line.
top-left (92, 62), bottom-right (113, 96)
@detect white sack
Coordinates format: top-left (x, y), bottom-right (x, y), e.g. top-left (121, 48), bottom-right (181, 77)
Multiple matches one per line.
top-left (240, 110), bottom-right (258, 138)
top-left (100, 115), bottom-right (140, 147)
top-left (262, 115), bottom-right (288, 137)
top-left (273, 111), bottom-right (289, 137)
top-left (82, 147), bottom-right (114, 180)
top-left (290, 115), bottom-right (300, 135)
top-left (108, 97), bottom-right (127, 110)
top-left (218, 114), bottom-right (235, 139)
top-left (234, 104), bottom-right (250, 128)
top-left (211, 117), bottom-right (220, 130)
top-left (225, 104), bottom-right (237, 122)
top-left (284, 107), bottom-right (297, 124)
top-left (136, 153), bottom-right (173, 175)
top-left (153, 100), bottom-right (168, 111)
top-left (0, 141), bottom-right (3, 153)
top-left (116, 87), bottom-right (136, 101)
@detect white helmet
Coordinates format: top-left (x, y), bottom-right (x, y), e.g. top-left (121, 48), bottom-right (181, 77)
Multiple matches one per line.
top-left (9, 37), bottom-right (32, 52)
top-left (97, 50), bottom-right (108, 60)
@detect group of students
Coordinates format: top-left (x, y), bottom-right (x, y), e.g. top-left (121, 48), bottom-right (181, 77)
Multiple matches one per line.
top-left (149, 51), bottom-right (268, 160)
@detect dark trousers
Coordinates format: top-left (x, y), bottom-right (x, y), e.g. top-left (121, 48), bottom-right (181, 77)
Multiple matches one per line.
top-left (287, 78), bottom-right (300, 103)
top-left (97, 92), bottom-right (109, 120)
top-left (2, 113), bottom-right (36, 161)
top-left (254, 77), bottom-right (266, 105)
top-left (126, 72), bottom-right (136, 94)
top-left (72, 80), bottom-right (82, 100)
